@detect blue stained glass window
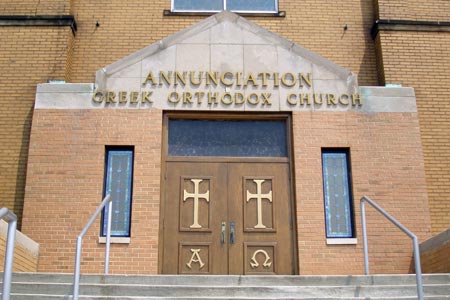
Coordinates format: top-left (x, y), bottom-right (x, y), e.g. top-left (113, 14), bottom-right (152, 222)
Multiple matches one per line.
top-left (322, 150), bottom-right (354, 238)
top-left (168, 119), bottom-right (287, 157)
top-left (102, 148), bottom-right (134, 237)
top-left (172, 0), bottom-right (278, 12)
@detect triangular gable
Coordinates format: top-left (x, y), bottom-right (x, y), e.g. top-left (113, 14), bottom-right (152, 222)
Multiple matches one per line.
top-left (91, 11), bottom-right (359, 111)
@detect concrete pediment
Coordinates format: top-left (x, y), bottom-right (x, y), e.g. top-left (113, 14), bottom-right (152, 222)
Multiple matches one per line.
top-left (93, 11), bottom-right (359, 111)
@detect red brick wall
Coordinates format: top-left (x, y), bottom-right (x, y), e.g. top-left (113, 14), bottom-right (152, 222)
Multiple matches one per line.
top-left (22, 109), bottom-right (162, 273)
top-left (22, 109), bottom-right (430, 274)
top-left (293, 111), bottom-right (430, 275)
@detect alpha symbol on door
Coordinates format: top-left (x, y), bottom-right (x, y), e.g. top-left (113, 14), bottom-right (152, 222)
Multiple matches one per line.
top-left (183, 179), bottom-right (210, 228)
top-left (246, 179), bottom-right (272, 229)
top-left (186, 249), bottom-right (205, 270)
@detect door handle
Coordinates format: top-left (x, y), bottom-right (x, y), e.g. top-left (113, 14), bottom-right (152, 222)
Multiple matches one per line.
top-left (230, 221), bottom-right (235, 244)
top-left (221, 221), bottom-right (226, 244)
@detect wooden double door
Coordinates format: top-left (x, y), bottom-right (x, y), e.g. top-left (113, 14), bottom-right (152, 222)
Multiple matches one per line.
top-left (162, 160), bottom-right (295, 275)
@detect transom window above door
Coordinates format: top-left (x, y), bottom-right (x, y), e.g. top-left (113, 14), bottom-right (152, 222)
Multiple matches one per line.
top-left (168, 119), bottom-right (287, 157)
top-left (171, 0), bottom-right (278, 13)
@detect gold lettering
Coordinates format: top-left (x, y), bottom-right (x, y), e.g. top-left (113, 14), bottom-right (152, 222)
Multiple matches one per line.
top-left (208, 92), bottom-right (218, 104)
top-left (130, 91), bottom-right (139, 104)
top-left (106, 91), bottom-right (116, 104)
top-left (206, 72), bottom-right (219, 86)
top-left (352, 94), bottom-right (362, 106)
top-left (314, 93), bottom-right (323, 105)
top-left (92, 91), bottom-right (104, 103)
top-left (339, 94), bottom-right (349, 105)
top-left (141, 91), bottom-right (153, 103)
top-left (195, 92), bottom-right (205, 104)
top-left (159, 71), bottom-right (172, 86)
top-left (190, 71), bottom-right (203, 86)
top-left (273, 72), bottom-right (280, 87)
top-left (299, 73), bottom-right (312, 88)
top-left (183, 92), bottom-right (193, 104)
top-left (221, 93), bottom-right (233, 105)
top-left (300, 93), bottom-right (312, 105)
top-left (247, 93), bottom-right (259, 105)
top-left (258, 72), bottom-right (271, 87)
top-left (281, 72), bottom-right (296, 87)
top-left (236, 72), bottom-right (243, 87)
top-left (119, 91), bottom-right (127, 103)
top-left (245, 73), bottom-right (258, 87)
top-left (220, 72), bottom-right (233, 87)
top-left (261, 93), bottom-right (272, 105)
top-left (143, 71), bottom-right (157, 86)
top-left (168, 91), bottom-right (180, 103)
top-left (327, 94), bottom-right (337, 105)
top-left (235, 92), bottom-right (245, 104)
top-left (186, 249), bottom-right (205, 270)
top-left (175, 71), bottom-right (187, 86)
top-left (287, 94), bottom-right (297, 105)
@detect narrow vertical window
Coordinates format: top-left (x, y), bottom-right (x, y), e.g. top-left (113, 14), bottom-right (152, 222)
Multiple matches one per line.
top-left (322, 149), bottom-right (354, 238)
top-left (102, 147), bottom-right (134, 237)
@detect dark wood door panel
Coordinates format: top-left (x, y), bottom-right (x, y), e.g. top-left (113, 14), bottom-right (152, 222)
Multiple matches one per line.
top-left (163, 161), bottom-right (294, 275)
top-left (163, 162), bottom-right (228, 274)
top-left (228, 163), bottom-right (293, 275)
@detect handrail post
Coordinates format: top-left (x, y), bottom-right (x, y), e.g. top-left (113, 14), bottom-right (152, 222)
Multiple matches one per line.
top-left (360, 199), bottom-right (369, 275)
top-left (72, 195), bottom-right (112, 300)
top-left (412, 236), bottom-right (424, 300)
top-left (360, 196), bottom-right (424, 300)
top-left (104, 200), bottom-right (112, 274)
top-left (0, 208), bottom-right (17, 300)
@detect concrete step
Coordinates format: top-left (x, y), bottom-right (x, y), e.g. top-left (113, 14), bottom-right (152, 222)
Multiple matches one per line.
top-left (8, 273), bottom-right (450, 285)
top-left (1, 273), bottom-right (449, 299)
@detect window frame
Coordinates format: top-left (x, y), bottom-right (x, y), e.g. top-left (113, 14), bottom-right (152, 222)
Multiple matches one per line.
top-left (101, 146), bottom-right (135, 238)
top-left (170, 0), bottom-right (279, 14)
top-left (321, 148), bottom-right (355, 239)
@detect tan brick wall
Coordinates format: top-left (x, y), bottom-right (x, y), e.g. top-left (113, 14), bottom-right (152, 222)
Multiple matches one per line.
top-left (376, 31), bottom-right (450, 234)
top-left (2, 0), bottom-right (380, 230)
top-left (22, 109), bottom-right (430, 274)
top-left (69, 0), bottom-right (378, 86)
top-left (293, 112), bottom-right (431, 274)
top-left (22, 110), bottom-right (162, 273)
top-left (0, 27), bottom-right (73, 228)
top-left (0, 0), bottom-right (71, 15)
top-left (0, 220), bottom-right (39, 272)
top-left (376, 0), bottom-right (450, 21)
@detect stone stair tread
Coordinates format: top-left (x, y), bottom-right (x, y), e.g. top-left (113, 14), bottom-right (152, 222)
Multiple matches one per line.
top-left (2, 273), bottom-right (449, 299)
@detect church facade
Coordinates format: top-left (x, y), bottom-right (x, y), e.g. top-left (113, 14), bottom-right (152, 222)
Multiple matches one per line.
top-left (0, 1), bottom-right (448, 275)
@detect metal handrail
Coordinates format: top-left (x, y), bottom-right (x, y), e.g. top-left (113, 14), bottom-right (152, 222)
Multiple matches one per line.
top-left (360, 196), bottom-right (424, 300)
top-left (0, 208), bottom-right (17, 300)
top-left (72, 195), bottom-right (112, 300)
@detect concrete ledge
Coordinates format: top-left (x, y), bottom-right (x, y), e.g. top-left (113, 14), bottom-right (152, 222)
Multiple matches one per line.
top-left (0, 15), bottom-right (77, 35)
top-left (98, 236), bottom-right (130, 244)
top-left (37, 83), bottom-right (95, 93)
top-left (420, 228), bottom-right (450, 254)
top-left (326, 238), bottom-right (358, 245)
top-left (360, 86), bottom-right (417, 113)
top-left (0, 220), bottom-right (39, 256)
